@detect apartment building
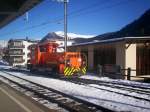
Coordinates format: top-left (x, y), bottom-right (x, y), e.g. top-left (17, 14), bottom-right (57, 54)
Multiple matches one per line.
top-left (0, 40), bottom-right (8, 59)
top-left (7, 39), bottom-right (37, 66)
top-left (0, 40), bottom-right (8, 48)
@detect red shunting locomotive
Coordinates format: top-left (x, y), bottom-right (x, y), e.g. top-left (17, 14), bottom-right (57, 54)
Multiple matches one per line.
top-left (27, 42), bottom-right (87, 76)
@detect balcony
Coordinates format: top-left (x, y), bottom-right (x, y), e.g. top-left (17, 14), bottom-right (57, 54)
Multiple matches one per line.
top-left (8, 45), bottom-right (25, 49)
top-left (9, 52), bottom-right (25, 56)
top-left (14, 59), bottom-right (25, 63)
top-left (10, 59), bottom-right (25, 63)
top-left (27, 53), bottom-right (31, 57)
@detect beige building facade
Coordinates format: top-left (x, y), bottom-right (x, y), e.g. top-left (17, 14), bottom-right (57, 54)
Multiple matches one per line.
top-left (68, 37), bottom-right (150, 76)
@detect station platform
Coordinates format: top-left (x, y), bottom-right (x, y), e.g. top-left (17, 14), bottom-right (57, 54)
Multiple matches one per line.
top-left (130, 75), bottom-right (150, 82)
top-left (0, 81), bottom-right (56, 112)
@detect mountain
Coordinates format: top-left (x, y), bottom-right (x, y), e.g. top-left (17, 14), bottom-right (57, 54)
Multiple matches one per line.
top-left (40, 31), bottom-right (95, 43)
top-left (74, 9), bottom-right (150, 44)
top-left (55, 31), bottom-right (95, 39)
top-left (41, 9), bottom-right (150, 44)
top-left (40, 32), bottom-right (63, 43)
top-left (118, 9), bottom-right (150, 37)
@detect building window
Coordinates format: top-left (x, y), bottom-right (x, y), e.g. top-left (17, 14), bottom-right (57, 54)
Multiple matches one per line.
top-left (13, 42), bottom-right (23, 47)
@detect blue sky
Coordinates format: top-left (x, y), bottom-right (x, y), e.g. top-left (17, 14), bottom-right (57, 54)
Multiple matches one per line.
top-left (0, 0), bottom-right (150, 40)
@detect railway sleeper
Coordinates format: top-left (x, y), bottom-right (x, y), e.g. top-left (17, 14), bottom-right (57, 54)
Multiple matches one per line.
top-left (49, 94), bottom-right (63, 99)
top-left (47, 93), bottom-right (60, 96)
top-left (55, 98), bottom-right (68, 102)
top-left (39, 91), bottom-right (49, 94)
top-left (44, 93), bottom-right (53, 95)
top-left (37, 89), bottom-right (48, 92)
top-left (43, 95), bottom-right (95, 112)
top-left (59, 100), bottom-right (98, 112)
top-left (58, 102), bottom-right (92, 112)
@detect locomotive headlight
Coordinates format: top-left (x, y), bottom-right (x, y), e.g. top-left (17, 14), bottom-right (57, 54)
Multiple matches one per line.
top-left (82, 61), bottom-right (85, 65)
top-left (66, 60), bottom-right (70, 65)
top-left (78, 58), bottom-right (81, 62)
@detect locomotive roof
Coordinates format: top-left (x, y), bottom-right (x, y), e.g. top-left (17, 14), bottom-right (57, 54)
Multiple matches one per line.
top-left (38, 41), bottom-right (59, 46)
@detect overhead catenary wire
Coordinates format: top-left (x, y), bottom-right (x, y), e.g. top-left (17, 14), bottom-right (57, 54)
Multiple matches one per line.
top-left (0, 0), bottom-right (106, 37)
top-left (68, 0), bottom-right (133, 18)
top-left (0, 0), bottom-right (135, 37)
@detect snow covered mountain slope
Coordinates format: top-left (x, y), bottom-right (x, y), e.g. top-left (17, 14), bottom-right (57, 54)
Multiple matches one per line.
top-left (55, 31), bottom-right (95, 39)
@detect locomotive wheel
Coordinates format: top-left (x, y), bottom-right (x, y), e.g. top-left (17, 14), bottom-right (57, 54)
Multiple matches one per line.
top-left (51, 66), bottom-right (59, 77)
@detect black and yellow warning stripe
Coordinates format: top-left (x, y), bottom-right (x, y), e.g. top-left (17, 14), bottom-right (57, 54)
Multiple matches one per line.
top-left (64, 67), bottom-right (70, 76)
top-left (64, 67), bottom-right (76, 76)
top-left (64, 67), bottom-right (71, 76)
top-left (64, 67), bottom-right (69, 73)
top-left (81, 67), bottom-right (86, 75)
top-left (64, 66), bottom-right (87, 76)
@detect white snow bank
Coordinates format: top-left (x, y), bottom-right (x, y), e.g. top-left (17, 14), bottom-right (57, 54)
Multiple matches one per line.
top-left (80, 73), bottom-right (150, 88)
top-left (0, 60), bottom-right (9, 65)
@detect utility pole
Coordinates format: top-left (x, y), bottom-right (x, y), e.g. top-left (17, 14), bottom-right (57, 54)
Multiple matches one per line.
top-left (25, 12), bottom-right (29, 22)
top-left (64, 0), bottom-right (68, 53)
top-left (55, 0), bottom-right (68, 66)
top-left (25, 12), bottom-right (29, 40)
top-left (54, 0), bottom-right (68, 52)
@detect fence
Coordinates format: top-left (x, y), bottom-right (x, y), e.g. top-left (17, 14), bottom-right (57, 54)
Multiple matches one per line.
top-left (122, 68), bottom-right (150, 81)
top-left (121, 68), bottom-right (136, 80)
top-left (97, 64), bottom-right (150, 81)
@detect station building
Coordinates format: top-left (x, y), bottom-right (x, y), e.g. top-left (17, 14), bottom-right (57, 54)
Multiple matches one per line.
top-left (68, 36), bottom-right (150, 76)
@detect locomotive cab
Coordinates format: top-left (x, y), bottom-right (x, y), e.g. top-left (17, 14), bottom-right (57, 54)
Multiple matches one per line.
top-left (63, 52), bottom-right (87, 76)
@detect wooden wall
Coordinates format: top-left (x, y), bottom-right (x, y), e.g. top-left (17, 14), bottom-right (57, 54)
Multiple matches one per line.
top-left (136, 43), bottom-right (150, 75)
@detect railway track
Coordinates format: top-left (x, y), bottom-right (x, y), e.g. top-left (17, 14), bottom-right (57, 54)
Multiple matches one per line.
top-left (2, 68), bottom-right (150, 111)
top-left (66, 77), bottom-right (150, 93)
top-left (3, 68), bottom-right (150, 102)
top-left (0, 70), bottom-right (113, 112)
top-left (4, 68), bottom-right (150, 99)
top-left (9, 67), bottom-right (150, 91)
top-left (62, 77), bottom-right (150, 102)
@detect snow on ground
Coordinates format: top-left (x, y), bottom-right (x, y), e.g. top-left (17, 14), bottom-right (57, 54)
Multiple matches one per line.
top-left (0, 68), bottom-right (150, 112)
top-left (0, 65), bottom-right (12, 69)
top-left (0, 60), bottom-right (12, 69)
top-left (0, 59), bottom-right (10, 66)
top-left (81, 73), bottom-right (150, 88)
top-left (0, 60), bottom-right (9, 65)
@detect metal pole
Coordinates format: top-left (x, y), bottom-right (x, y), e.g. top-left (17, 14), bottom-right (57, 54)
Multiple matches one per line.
top-left (25, 12), bottom-right (29, 40)
top-left (26, 12), bottom-right (29, 22)
top-left (64, 0), bottom-right (67, 53)
top-left (127, 67), bottom-right (131, 80)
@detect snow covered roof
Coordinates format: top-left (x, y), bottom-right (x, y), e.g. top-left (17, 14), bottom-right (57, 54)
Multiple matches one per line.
top-left (69, 36), bottom-right (150, 47)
